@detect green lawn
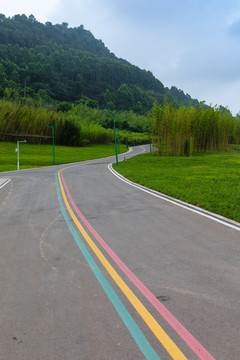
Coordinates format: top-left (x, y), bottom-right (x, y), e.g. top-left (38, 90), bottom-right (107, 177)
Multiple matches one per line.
top-left (0, 141), bottom-right (127, 172)
top-left (113, 151), bottom-right (240, 223)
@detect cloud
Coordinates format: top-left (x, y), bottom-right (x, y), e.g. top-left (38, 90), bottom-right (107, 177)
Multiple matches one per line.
top-left (1, 0), bottom-right (60, 23)
top-left (46, 0), bottom-right (240, 114)
top-left (48, 0), bottom-right (113, 29)
top-left (228, 18), bottom-right (240, 37)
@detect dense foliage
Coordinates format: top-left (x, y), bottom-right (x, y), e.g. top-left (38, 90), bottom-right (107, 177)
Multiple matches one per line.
top-left (0, 13), bottom-right (235, 152)
top-left (149, 101), bottom-right (240, 156)
top-left (0, 99), bottom-right (149, 146)
top-left (0, 13), bottom-right (200, 113)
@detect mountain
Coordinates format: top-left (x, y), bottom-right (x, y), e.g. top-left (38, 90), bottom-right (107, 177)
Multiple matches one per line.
top-left (0, 14), bottom-right (199, 112)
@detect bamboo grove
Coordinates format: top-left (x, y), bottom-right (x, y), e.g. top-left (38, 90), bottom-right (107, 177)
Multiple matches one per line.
top-left (0, 99), bottom-right (149, 146)
top-left (148, 102), bottom-right (240, 156)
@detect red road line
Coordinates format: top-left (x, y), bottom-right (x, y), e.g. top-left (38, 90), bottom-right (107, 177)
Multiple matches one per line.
top-left (60, 170), bottom-right (216, 360)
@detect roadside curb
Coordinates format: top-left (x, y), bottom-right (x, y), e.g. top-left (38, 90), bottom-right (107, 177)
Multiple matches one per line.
top-left (108, 163), bottom-right (240, 232)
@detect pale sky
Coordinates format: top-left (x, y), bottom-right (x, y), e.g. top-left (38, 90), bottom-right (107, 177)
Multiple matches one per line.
top-left (1, 0), bottom-right (240, 114)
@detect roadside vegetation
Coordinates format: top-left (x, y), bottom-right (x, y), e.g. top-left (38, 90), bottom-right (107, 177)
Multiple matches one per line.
top-left (149, 101), bottom-right (240, 156)
top-left (0, 99), bottom-right (149, 146)
top-left (113, 149), bottom-right (240, 223)
top-left (0, 142), bottom-right (127, 172)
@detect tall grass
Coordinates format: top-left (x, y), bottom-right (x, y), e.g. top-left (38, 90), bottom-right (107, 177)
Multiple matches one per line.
top-left (0, 99), bottom-right (149, 146)
top-left (80, 120), bottom-right (113, 144)
top-left (0, 100), bottom-right (63, 143)
top-left (148, 101), bottom-right (240, 156)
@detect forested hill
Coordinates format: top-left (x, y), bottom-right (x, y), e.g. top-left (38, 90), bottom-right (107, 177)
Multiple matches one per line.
top-left (0, 14), bottom-right (199, 112)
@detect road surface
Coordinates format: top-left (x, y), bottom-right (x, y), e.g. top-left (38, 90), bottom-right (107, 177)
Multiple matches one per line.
top-left (0, 145), bottom-right (240, 360)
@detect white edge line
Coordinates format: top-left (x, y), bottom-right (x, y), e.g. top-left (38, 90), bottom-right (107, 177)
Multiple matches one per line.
top-left (108, 163), bottom-right (240, 232)
top-left (0, 178), bottom-right (11, 190)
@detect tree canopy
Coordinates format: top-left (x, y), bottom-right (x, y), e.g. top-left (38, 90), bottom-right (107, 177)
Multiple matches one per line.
top-left (0, 13), bottom-right (200, 112)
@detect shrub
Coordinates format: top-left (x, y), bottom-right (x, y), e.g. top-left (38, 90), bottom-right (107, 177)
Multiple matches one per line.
top-left (58, 120), bottom-right (81, 146)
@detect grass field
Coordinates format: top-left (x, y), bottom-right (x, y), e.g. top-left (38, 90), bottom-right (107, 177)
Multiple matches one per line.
top-left (113, 151), bottom-right (240, 223)
top-left (0, 141), bottom-right (127, 172)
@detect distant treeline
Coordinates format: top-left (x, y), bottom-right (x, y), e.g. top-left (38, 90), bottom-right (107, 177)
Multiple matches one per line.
top-left (0, 14), bottom-right (201, 113)
top-left (149, 102), bottom-right (240, 156)
top-left (0, 99), bottom-right (149, 146)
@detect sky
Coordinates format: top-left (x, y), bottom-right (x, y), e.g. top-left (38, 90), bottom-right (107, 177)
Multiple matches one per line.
top-left (1, 0), bottom-right (240, 114)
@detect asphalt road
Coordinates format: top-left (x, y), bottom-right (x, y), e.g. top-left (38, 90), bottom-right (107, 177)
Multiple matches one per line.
top-left (0, 145), bottom-right (240, 360)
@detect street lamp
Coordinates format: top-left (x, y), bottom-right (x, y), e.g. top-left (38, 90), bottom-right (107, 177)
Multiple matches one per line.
top-left (145, 123), bottom-right (152, 153)
top-left (105, 110), bottom-right (122, 166)
top-left (116, 129), bottom-right (120, 155)
top-left (16, 140), bottom-right (27, 170)
top-left (148, 126), bottom-right (152, 153)
top-left (47, 124), bottom-right (58, 165)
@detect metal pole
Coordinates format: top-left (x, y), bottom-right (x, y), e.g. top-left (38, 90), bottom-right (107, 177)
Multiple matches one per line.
top-left (16, 140), bottom-right (27, 170)
top-left (105, 110), bottom-right (122, 166)
top-left (47, 124), bottom-right (57, 165)
top-left (17, 141), bottom-right (19, 170)
top-left (117, 129), bottom-right (120, 155)
top-left (148, 127), bottom-right (152, 153)
top-left (52, 126), bottom-right (55, 165)
top-left (113, 113), bottom-right (118, 166)
top-left (144, 122), bottom-right (152, 153)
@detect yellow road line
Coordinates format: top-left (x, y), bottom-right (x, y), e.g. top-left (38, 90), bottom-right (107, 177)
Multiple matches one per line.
top-left (58, 169), bottom-right (188, 360)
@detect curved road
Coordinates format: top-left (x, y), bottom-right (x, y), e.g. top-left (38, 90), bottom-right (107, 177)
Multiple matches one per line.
top-left (0, 145), bottom-right (240, 360)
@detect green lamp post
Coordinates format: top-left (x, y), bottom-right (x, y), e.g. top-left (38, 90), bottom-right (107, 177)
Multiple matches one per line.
top-left (145, 123), bottom-right (152, 153)
top-left (47, 124), bottom-right (58, 165)
top-left (148, 126), bottom-right (152, 153)
top-left (105, 110), bottom-right (122, 166)
top-left (117, 129), bottom-right (120, 155)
